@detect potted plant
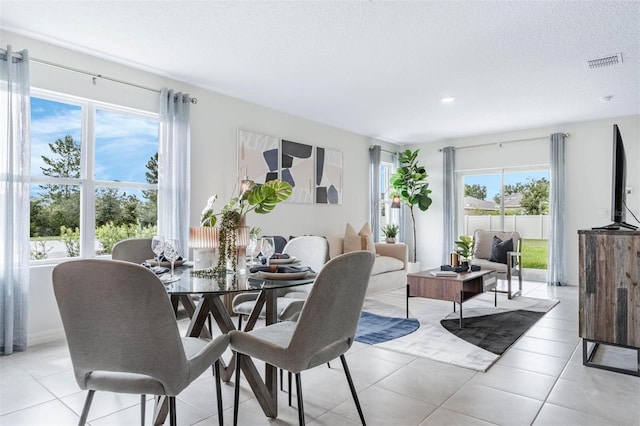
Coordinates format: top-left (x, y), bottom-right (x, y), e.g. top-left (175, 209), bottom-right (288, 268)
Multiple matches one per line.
top-left (389, 149), bottom-right (433, 269)
top-left (200, 179), bottom-right (292, 274)
top-left (381, 224), bottom-right (399, 243)
top-left (454, 235), bottom-right (474, 269)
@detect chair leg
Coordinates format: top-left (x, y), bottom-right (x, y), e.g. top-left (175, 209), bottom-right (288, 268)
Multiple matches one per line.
top-left (233, 354), bottom-right (242, 426)
top-left (294, 372), bottom-right (305, 426)
top-left (214, 360), bottom-right (223, 426)
top-left (288, 371), bottom-right (293, 406)
top-left (169, 396), bottom-right (177, 426)
top-left (237, 314), bottom-right (243, 330)
top-left (78, 390), bottom-right (95, 426)
top-left (340, 355), bottom-right (366, 425)
top-left (140, 394), bottom-right (146, 426)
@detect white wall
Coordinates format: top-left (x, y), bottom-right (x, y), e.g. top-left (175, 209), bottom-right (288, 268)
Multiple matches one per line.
top-left (408, 114), bottom-right (640, 285)
top-left (3, 31), bottom-right (388, 344)
top-left (7, 29), bottom-right (638, 344)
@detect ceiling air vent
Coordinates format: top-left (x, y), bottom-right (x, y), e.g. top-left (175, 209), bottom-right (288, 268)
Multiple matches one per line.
top-left (587, 53), bottom-right (623, 69)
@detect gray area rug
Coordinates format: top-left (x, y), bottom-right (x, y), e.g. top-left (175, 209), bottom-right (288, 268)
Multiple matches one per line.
top-left (363, 290), bottom-right (559, 372)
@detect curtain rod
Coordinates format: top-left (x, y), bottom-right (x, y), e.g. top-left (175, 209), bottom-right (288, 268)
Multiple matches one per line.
top-left (438, 133), bottom-right (570, 152)
top-left (369, 146), bottom-right (398, 155)
top-left (2, 48), bottom-right (198, 104)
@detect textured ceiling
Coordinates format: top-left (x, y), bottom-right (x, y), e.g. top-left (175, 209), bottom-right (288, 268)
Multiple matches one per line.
top-left (1, 1), bottom-right (639, 143)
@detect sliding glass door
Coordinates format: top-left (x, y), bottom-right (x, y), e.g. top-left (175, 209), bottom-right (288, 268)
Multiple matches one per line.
top-left (459, 167), bottom-right (550, 271)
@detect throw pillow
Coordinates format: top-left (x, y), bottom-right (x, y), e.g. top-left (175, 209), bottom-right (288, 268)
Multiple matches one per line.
top-left (489, 236), bottom-right (513, 264)
top-left (343, 223), bottom-right (362, 253)
top-left (358, 223), bottom-right (376, 254)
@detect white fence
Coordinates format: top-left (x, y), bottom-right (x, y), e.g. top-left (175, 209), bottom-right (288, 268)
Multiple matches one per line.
top-left (463, 215), bottom-right (549, 239)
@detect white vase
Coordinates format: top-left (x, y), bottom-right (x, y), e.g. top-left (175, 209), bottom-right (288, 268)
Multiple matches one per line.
top-left (407, 262), bottom-right (421, 274)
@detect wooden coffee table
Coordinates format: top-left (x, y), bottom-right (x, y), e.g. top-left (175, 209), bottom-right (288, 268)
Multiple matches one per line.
top-left (406, 268), bottom-right (497, 328)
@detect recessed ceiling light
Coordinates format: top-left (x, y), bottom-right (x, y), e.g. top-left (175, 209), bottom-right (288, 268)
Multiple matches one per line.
top-left (599, 95), bottom-right (613, 102)
top-left (440, 96), bottom-right (456, 103)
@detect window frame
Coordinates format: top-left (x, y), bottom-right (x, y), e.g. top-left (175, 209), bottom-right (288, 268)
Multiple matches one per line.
top-left (30, 88), bottom-right (159, 264)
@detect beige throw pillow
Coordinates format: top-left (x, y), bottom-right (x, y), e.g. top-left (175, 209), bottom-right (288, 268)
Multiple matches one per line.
top-left (343, 222), bottom-right (377, 254)
top-left (343, 223), bottom-right (361, 253)
top-left (358, 223), bottom-right (376, 254)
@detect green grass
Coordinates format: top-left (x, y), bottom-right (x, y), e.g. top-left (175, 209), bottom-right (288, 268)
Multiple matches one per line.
top-left (521, 239), bottom-right (548, 269)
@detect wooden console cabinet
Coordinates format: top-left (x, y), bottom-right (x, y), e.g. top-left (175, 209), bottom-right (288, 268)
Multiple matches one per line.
top-left (578, 229), bottom-right (640, 375)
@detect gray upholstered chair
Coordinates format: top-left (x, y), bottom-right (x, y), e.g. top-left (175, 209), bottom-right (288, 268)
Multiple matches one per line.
top-left (470, 229), bottom-right (522, 299)
top-left (232, 235), bottom-right (330, 328)
top-left (52, 259), bottom-right (229, 426)
top-left (111, 237), bottom-right (155, 264)
top-left (230, 251), bottom-right (375, 425)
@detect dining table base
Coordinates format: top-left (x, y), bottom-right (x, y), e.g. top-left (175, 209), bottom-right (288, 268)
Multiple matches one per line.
top-left (153, 286), bottom-right (283, 424)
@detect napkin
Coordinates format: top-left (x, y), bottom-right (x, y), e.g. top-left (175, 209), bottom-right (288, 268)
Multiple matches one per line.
top-left (250, 265), bottom-right (314, 274)
top-left (141, 262), bottom-right (170, 275)
top-left (259, 253), bottom-right (290, 264)
top-left (158, 255), bottom-right (183, 262)
top-left (271, 253), bottom-right (290, 259)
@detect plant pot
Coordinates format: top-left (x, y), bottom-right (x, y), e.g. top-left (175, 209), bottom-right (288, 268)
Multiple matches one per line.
top-left (385, 237), bottom-right (396, 244)
top-left (407, 262), bottom-right (421, 274)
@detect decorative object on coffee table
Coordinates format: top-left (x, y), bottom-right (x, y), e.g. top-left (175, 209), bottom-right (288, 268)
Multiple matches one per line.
top-left (454, 234), bottom-right (474, 270)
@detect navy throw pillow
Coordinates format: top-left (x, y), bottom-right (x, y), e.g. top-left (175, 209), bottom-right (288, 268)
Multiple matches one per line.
top-left (489, 236), bottom-right (513, 264)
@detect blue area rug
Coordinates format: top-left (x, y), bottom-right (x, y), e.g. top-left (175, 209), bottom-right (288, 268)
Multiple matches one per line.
top-left (355, 311), bottom-right (420, 345)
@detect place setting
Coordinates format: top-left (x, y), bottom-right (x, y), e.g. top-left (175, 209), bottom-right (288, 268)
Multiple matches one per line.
top-left (144, 236), bottom-right (189, 284)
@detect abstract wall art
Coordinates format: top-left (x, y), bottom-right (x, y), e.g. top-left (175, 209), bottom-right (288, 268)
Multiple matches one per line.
top-left (316, 146), bottom-right (343, 205)
top-left (281, 140), bottom-right (314, 203)
top-left (237, 129), bottom-right (279, 184)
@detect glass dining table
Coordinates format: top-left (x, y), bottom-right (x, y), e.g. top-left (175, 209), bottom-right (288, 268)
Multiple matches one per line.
top-left (153, 265), bottom-right (315, 424)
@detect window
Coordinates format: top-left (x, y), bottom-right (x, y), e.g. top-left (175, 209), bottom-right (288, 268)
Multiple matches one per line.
top-left (378, 161), bottom-right (398, 238)
top-left (29, 91), bottom-right (159, 261)
top-left (459, 167), bottom-right (550, 270)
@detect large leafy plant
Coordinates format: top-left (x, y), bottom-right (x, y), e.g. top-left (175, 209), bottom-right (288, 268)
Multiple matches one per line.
top-left (199, 178), bottom-right (292, 275)
top-left (389, 149), bottom-right (432, 263)
top-left (200, 179), bottom-right (292, 227)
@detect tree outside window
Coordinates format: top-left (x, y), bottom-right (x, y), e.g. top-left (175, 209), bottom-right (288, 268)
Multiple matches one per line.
top-left (30, 94), bottom-right (159, 260)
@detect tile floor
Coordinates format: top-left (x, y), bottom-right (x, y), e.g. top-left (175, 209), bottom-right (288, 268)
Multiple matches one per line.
top-left (1, 281), bottom-right (639, 425)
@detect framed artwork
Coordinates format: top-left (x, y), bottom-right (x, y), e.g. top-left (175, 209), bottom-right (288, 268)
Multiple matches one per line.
top-left (281, 139), bottom-right (314, 203)
top-left (315, 146), bottom-right (343, 204)
top-left (237, 129), bottom-right (279, 184)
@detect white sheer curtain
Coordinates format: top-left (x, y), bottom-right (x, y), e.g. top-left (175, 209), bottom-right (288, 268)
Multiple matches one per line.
top-left (0, 46), bottom-right (31, 354)
top-left (158, 88), bottom-right (191, 257)
top-left (547, 133), bottom-right (566, 286)
top-left (369, 145), bottom-right (381, 241)
top-left (442, 146), bottom-right (456, 264)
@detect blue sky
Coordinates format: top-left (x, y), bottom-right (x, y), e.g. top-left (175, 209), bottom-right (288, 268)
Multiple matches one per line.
top-left (464, 170), bottom-right (549, 200)
top-left (30, 97), bottom-right (158, 183)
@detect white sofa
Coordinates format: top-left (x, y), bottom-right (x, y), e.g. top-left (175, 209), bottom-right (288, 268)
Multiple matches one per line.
top-left (325, 235), bottom-right (408, 295)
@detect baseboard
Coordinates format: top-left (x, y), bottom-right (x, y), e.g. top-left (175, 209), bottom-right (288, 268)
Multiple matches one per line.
top-left (28, 328), bottom-right (66, 346)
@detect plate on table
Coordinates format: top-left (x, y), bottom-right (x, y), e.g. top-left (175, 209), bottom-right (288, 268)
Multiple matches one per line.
top-left (159, 274), bottom-right (181, 284)
top-left (146, 259), bottom-right (185, 268)
top-left (269, 256), bottom-right (297, 265)
top-left (255, 271), bottom-right (309, 280)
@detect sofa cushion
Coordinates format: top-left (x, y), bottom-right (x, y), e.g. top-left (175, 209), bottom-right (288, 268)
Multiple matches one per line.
top-left (343, 223), bottom-right (375, 254)
top-left (371, 256), bottom-right (404, 276)
top-left (488, 236), bottom-right (513, 264)
top-left (358, 223), bottom-right (376, 253)
top-left (344, 223), bottom-right (361, 253)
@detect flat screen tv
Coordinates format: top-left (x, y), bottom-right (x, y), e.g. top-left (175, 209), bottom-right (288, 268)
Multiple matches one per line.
top-left (594, 124), bottom-right (638, 230)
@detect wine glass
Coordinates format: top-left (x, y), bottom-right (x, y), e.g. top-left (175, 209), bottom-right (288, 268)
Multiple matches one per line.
top-left (164, 239), bottom-right (180, 278)
top-left (151, 236), bottom-right (165, 272)
top-left (261, 237), bottom-right (275, 267)
top-left (247, 234), bottom-right (258, 267)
